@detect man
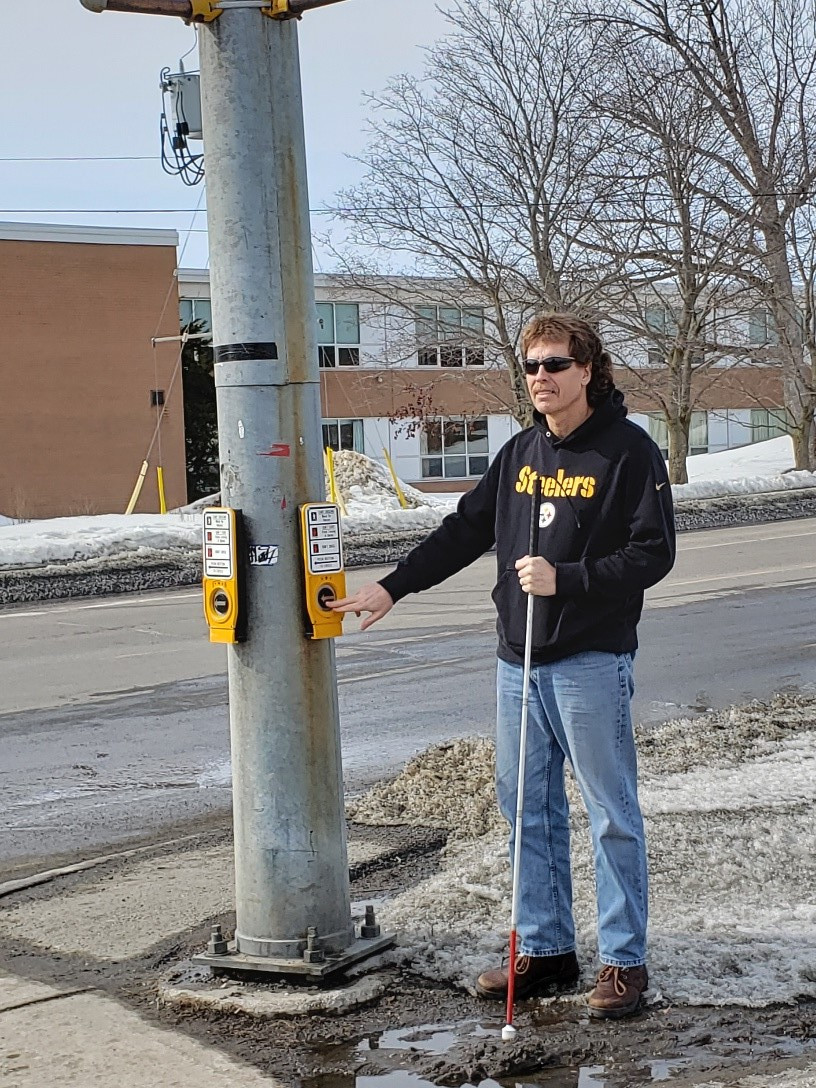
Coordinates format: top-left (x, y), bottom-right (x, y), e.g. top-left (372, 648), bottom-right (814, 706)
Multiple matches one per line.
top-left (331, 312), bottom-right (675, 1019)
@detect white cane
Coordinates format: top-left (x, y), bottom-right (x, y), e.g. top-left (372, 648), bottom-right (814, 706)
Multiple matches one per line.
top-left (502, 484), bottom-right (542, 1042)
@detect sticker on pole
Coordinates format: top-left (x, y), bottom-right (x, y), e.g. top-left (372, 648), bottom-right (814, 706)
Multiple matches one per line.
top-left (249, 544), bottom-right (279, 566)
top-left (304, 503), bottom-right (344, 574)
top-left (203, 509), bottom-right (234, 579)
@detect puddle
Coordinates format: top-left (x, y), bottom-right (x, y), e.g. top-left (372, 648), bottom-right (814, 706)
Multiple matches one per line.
top-left (303, 1016), bottom-right (699, 1088)
top-left (304, 1064), bottom-right (695, 1088)
top-left (357, 1021), bottom-right (495, 1056)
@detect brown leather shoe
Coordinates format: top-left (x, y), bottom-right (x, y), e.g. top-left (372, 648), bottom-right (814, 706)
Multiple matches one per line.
top-left (475, 951), bottom-right (579, 1000)
top-left (587, 964), bottom-right (648, 1019)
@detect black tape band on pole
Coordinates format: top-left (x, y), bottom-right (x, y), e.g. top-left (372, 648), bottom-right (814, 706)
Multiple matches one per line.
top-left (215, 342), bottom-right (279, 362)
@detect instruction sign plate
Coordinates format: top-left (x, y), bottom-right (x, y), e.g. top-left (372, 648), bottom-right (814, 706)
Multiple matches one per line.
top-left (306, 504), bottom-right (343, 574)
top-left (203, 509), bottom-right (233, 579)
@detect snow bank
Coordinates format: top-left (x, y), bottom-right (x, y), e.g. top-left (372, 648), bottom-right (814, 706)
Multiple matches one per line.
top-left (0, 513), bottom-right (200, 573)
top-left (1, 443), bottom-right (814, 575)
top-left (686, 435), bottom-right (794, 481)
top-left (361, 693), bottom-right (816, 1008)
top-left (676, 435), bottom-right (816, 500)
top-left (673, 470), bottom-right (816, 502)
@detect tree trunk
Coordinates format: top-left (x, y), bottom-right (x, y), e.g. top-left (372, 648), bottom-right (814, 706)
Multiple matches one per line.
top-left (791, 408), bottom-right (816, 473)
top-left (667, 417), bottom-right (689, 485)
top-left (759, 220), bottom-right (811, 469)
top-left (505, 348), bottom-right (534, 428)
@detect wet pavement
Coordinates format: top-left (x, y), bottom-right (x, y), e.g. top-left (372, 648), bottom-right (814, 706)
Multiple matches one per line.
top-left (3, 578), bottom-right (816, 874)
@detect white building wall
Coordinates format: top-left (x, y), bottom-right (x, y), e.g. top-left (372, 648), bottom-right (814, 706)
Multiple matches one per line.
top-left (488, 415), bottom-right (518, 459)
top-left (357, 303), bottom-right (387, 368)
top-left (387, 425), bottom-right (422, 483)
top-left (628, 412), bottom-right (651, 437)
top-left (707, 410), bottom-right (730, 453)
top-left (361, 418), bottom-right (393, 465)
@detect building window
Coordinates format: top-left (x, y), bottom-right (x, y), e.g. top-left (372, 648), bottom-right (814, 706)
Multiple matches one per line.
top-left (646, 411), bottom-right (708, 457)
top-left (644, 304), bottom-right (676, 365)
top-left (322, 418), bottom-right (364, 453)
top-left (748, 309), bottom-right (779, 346)
top-left (317, 303), bottom-right (360, 367)
top-left (420, 417), bottom-right (489, 478)
top-left (180, 297), bottom-right (212, 335)
top-left (416, 306), bottom-right (485, 367)
top-left (750, 408), bottom-right (789, 442)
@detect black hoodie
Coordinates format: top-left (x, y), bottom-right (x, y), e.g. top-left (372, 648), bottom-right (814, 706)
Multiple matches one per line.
top-left (379, 389), bottom-right (676, 665)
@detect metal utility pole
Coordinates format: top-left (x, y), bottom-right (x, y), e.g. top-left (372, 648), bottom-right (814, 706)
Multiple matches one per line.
top-left (80, 0), bottom-right (390, 975)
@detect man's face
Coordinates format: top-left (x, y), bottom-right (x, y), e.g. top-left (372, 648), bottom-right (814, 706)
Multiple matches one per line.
top-left (524, 336), bottom-right (591, 420)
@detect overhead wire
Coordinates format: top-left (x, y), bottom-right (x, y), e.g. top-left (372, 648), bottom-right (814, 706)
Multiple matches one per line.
top-left (0, 187), bottom-right (813, 217)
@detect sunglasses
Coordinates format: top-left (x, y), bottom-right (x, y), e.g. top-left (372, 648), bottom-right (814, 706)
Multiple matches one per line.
top-left (523, 356), bottom-right (576, 376)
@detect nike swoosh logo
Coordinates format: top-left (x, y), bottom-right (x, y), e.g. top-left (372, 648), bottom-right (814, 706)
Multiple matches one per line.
top-left (656, 482), bottom-right (667, 491)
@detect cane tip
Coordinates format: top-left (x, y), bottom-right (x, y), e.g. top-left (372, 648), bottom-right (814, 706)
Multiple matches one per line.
top-left (501, 1024), bottom-right (517, 1042)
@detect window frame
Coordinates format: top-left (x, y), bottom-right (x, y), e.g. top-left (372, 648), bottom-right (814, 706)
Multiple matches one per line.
top-left (317, 302), bottom-right (361, 368)
top-left (415, 305), bottom-right (486, 368)
top-left (645, 410), bottom-right (708, 457)
top-left (321, 417), bottom-right (365, 454)
top-left (748, 309), bottom-right (779, 347)
top-left (750, 408), bottom-right (789, 443)
top-left (180, 297), bottom-right (212, 335)
top-left (420, 415), bottom-right (490, 479)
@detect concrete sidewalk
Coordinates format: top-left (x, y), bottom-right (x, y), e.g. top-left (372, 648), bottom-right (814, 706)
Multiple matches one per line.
top-left (0, 973), bottom-right (281, 1087)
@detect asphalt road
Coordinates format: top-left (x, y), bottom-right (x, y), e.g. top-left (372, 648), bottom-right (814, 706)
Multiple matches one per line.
top-left (1, 517), bottom-right (815, 875)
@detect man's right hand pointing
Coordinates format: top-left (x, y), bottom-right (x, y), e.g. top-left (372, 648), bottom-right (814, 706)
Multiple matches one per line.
top-left (329, 582), bottom-right (394, 631)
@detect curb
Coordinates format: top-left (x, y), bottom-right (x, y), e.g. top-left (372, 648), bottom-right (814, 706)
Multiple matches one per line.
top-left (158, 966), bottom-right (392, 1018)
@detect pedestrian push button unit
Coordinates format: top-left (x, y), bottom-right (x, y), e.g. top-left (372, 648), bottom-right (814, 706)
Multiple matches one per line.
top-left (202, 507), bottom-right (247, 643)
top-left (299, 502), bottom-right (346, 640)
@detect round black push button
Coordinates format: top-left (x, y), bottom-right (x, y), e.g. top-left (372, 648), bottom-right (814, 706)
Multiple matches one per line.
top-left (316, 586), bottom-right (336, 611)
top-left (212, 589), bottom-right (230, 617)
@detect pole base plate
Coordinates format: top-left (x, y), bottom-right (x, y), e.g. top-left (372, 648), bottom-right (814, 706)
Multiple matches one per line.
top-left (192, 933), bottom-right (396, 980)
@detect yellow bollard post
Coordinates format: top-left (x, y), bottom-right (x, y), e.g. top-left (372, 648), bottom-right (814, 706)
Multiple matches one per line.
top-left (125, 460), bottom-right (150, 515)
top-left (382, 447), bottom-right (408, 509)
top-left (156, 465), bottom-right (168, 514)
top-left (324, 448), bottom-right (335, 503)
top-left (326, 447), bottom-right (348, 516)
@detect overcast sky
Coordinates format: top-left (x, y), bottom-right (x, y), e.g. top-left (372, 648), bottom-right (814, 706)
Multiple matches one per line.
top-left (1, 0), bottom-right (449, 268)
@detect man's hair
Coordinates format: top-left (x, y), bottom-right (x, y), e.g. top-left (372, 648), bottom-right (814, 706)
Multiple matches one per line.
top-left (521, 312), bottom-right (614, 407)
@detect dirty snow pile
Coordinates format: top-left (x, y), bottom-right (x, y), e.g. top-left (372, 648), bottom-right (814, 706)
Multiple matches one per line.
top-left (359, 692), bottom-right (816, 1009)
top-left (348, 738), bottom-right (501, 839)
top-left (330, 450), bottom-right (458, 535)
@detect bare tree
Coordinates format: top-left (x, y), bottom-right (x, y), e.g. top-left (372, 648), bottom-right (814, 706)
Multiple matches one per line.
top-left (586, 0), bottom-right (816, 468)
top-left (328, 0), bottom-right (622, 427)
top-left (587, 45), bottom-right (755, 481)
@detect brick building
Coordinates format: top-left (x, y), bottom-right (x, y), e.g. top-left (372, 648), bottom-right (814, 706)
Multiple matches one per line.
top-left (0, 222), bottom-right (186, 519)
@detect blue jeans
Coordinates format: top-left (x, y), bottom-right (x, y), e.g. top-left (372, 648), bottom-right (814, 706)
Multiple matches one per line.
top-left (496, 652), bottom-right (648, 967)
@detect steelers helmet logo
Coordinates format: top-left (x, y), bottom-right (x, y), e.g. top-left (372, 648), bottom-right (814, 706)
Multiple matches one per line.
top-left (539, 502), bottom-right (556, 529)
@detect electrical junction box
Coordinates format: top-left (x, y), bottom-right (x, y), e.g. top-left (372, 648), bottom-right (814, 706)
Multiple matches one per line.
top-left (202, 507), bottom-right (247, 643)
top-left (164, 71), bottom-right (203, 141)
top-left (299, 503), bottom-right (346, 640)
